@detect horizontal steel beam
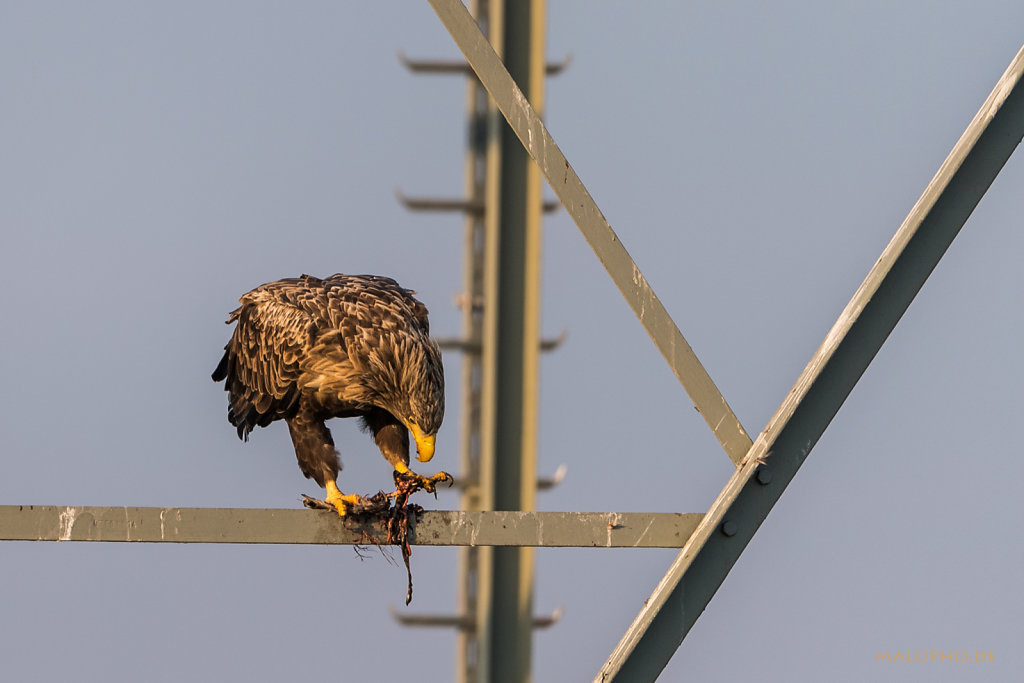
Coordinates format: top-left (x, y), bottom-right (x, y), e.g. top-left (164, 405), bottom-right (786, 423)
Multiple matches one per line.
top-left (0, 506), bottom-right (701, 548)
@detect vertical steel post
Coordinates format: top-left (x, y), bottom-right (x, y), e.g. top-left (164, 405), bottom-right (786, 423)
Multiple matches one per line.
top-left (454, 3), bottom-right (490, 681)
top-left (476, 1), bottom-right (546, 681)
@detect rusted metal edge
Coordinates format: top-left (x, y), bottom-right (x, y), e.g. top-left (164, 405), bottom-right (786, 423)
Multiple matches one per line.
top-left (0, 506), bottom-right (702, 548)
top-left (427, 0), bottom-right (752, 465)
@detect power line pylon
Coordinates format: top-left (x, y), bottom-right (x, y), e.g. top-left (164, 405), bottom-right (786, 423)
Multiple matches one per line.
top-left (395, 2), bottom-right (565, 681)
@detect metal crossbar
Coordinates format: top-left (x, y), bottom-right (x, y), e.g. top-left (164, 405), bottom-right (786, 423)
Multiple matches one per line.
top-left (0, 506), bottom-right (701, 548)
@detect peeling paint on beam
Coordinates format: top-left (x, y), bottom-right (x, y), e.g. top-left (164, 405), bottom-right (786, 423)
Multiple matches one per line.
top-left (418, 511), bottom-right (701, 548)
top-left (0, 506), bottom-right (702, 548)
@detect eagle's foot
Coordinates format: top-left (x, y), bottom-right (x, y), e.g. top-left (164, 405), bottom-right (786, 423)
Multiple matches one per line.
top-left (325, 492), bottom-right (364, 517)
top-left (393, 466), bottom-right (454, 495)
top-left (324, 480), bottom-right (365, 517)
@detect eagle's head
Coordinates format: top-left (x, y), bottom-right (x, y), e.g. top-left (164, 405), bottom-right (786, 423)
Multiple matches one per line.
top-left (377, 334), bottom-right (445, 463)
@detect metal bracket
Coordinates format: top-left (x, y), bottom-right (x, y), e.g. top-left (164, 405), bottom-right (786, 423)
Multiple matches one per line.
top-left (390, 605), bottom-right (563, 630)
top-left (398, 50), bottom-right (571, 76)
top-left (441, 463), bottom-right (567, 493)
top-left (395, 188), bottom-right (560, 214)
top-left (435, 330), bottom-right (567, 354)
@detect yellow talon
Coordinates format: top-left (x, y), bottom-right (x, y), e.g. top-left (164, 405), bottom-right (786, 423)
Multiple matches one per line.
top-left (324, 480), bottom-right (362, 517)
top-left (393, 462), bottom-right (453, 493)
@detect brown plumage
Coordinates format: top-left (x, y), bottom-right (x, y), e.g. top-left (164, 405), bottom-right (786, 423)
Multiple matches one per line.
top-left (212, 274), bottom-right (448, 513)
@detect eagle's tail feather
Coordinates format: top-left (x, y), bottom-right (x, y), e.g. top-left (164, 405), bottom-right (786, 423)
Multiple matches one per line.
top-left (211, 350), bottom-right (230, 382)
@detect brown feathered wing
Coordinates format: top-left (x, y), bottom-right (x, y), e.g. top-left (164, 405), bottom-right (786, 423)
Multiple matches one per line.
top-left (211, 286), bottom-right (315, 439)
top-left (212, 274), bottom-right (437, 440)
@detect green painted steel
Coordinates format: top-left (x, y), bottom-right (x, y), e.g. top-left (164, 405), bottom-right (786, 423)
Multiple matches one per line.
top-left (597, 44), bottom-right (1024, 682)
top-left (479, 2), bottom-right (547, 682)
top-left (0, 506), bottom-right (702, 548)
top-left (427, 0), bottom-right (752, 465)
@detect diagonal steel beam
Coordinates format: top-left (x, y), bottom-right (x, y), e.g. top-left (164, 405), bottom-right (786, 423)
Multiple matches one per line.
top-left (428, 0), bottom-right (752, 464)
top-left (596, 44), bottom-right (1024, 681)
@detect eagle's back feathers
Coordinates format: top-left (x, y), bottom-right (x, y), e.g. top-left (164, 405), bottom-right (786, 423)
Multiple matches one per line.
top-left (213, 274), bottom-right (444, 442)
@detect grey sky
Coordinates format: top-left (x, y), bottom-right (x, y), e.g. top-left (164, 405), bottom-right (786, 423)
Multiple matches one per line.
top-left (1, 2), bottom-right (1022, 681)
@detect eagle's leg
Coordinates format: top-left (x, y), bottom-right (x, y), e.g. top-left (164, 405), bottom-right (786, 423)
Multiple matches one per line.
top-left (288, 409), bottom-right (366, 516)
top-left (364, 409), bottom-right (453, 494)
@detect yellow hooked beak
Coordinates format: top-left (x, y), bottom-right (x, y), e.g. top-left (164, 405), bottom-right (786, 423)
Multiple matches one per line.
top-left (406, 420), bottom-right (436, 463)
